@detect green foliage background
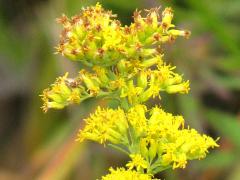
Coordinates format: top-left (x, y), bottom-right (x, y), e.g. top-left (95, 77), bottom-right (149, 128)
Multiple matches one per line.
top-left (0, 0), bottom-right (239, 179)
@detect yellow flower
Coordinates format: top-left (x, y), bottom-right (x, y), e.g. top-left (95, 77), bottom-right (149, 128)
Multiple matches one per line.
top-left (43, 3), bottom-right (192, 111)
top-left (139, 64), bottom-right (190, 103)
top-left (120, 80), bottom-right (143, 104)
top-left (41, 3), bottom-right (219, 179)
top-left (156, 127), bottom-right (219, 169)
top-left (166, 80), bottom-right (190, 94)
top-left (77, 106), bottom-right (128, 144)
top-left (77, 104), bottom-right (218, 171)
top-left (55, 3), bottom-right (124, 66)
top-left (126, 154), bottom-right (148, 171)
top-left (138, 106), bottom-right (218, 170)
top-left (127, 105), bottom-right (147, 136)
top-left (40, 73), bottom-right (82, 112)
top-left (101, 167), bottom-right (153, 180)
top-left (79, 70), bottom-right (100, 95)
top-left (55, 3), bottom-right (190, 69)
top-left (161, 7), bottom-right (174, 30)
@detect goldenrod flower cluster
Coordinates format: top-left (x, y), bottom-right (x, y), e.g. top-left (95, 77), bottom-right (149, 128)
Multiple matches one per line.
top-left (40, 73), bottom-right (82, 112)
top-left (41, 3), bottom-right (219, 179)
top-left (78, 105), bottom-right (218, 174)
top-left (101, 167), bottom-right (152, 180)
top-left (77, 107), bottom-right (128, 144)
top-left (55, 3), bottom-right (190, 67)
top-left (41, 3), bottom-right (190, 112)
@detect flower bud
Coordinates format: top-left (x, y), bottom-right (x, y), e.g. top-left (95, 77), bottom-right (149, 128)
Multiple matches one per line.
top-left (141, 55), bottom-right (162, 68)
top-left (140, 139), bottom-right (148, 158)
top-left (168, 30), bottom-right (191, 39)
top-left (60, 84), bottom-right (72, 97)
top-left (162, 7), bottom-right (174, 30)
top-left (117, 59), bottom-right (127, 74)
top-left (93, 66), bottom-right (109, 85)
top-left (137, 71), bottom-right (148, 89)
top-left (166, 81), bottom-right (190, 94)
top-left (148, 139), bottom-right (157, 162)
top-left (149, 11), bottom-right (158, 29)
top-left (141, 49), bottom-right (155, 57)
top-left (47, 93), bottom-right (64, 104)
top-left (80, 71), bottom-right (100, 95)
top-left (47, 101), bottom-right (66, 109)
top-left (139, 88), bottom-right (154, 102)
top-left (108, 129), bottom-right (124, 144)
top-left (165, 74), bottom-right (183, 85)
top-left (68, 88), bottom-right (81, 103)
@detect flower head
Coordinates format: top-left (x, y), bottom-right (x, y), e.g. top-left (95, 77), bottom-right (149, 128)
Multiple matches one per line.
top-left (126, 154), bottom-right (148, 171)
top-left (77, 107), bottom-right (128, 144)
top-left (101, 167), bottom-right (153, 180)
top-left (55, 3), bottom-right (190, 68)
top-left (78, 105), bottom-right (218, 170)
top-left (42, 3), bottom-right (191, 112)
top-left (40, 73), bottom-right (82, 112)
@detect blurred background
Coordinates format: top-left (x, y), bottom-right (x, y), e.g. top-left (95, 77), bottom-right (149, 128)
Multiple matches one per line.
top-left (0, 0), bottom-right (240, 179)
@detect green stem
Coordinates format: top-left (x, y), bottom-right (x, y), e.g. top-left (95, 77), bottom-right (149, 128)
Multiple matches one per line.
top-left (96, 91), bottom-right (111, 98)
top-left (151, 165), bottom-right (171, 174)
top-left (80, 94), bottom-right (93, 102)
top-left (120, 97), bottom-right (130, 111)
top-left (107, 144), bottom-right (129, 155)
top-left (127, 126), bottom-right (136, 153)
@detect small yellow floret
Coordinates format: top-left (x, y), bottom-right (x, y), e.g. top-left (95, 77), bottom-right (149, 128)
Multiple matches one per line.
top-left (40, 73), bottom-right (81, 112)
top-left (101, 167), bottom-right (153, 180)
top-left (77, 107), bottom-right (128, 144)
top-left (126, 154), bottom-right (148, 171)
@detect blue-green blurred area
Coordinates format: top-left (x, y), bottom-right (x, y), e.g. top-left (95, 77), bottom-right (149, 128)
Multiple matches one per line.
top-left (0, 0), bottom-right (240, 179)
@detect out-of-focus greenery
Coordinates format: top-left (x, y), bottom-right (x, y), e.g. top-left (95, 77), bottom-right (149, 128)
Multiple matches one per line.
top-left (0, 0), bottom-right (239, 179)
